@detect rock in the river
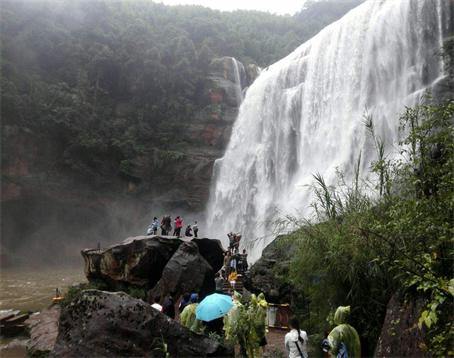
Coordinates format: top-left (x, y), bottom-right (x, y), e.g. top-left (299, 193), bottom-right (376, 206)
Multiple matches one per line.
top-left (191, 237), bottom-right (225, 273)
top-left (81, 236), bottom-right (182, 290)
top-left (374, 293), bottom-right (431, 357)
top-left (149, 241), bottom-right (215, 300)
top-left (52, 290), bottom-right (233, 357)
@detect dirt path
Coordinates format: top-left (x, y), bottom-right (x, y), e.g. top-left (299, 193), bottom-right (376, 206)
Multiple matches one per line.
top-left (264, 327), bottom-right (287, 357)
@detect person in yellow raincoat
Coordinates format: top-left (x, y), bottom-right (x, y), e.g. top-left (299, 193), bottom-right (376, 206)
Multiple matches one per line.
top-left (228, 270), bottom-right (238, 290)
top-left (224, 292), bottom-right (268, 358)
top-left (180, 293), bottom-right (203, 333)
top-left (323, 306), bottom-right (361, 358)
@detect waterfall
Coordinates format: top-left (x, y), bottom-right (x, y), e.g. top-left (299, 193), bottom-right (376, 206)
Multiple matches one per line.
top-left (206, 0), bottom-right (451, 262)
top-left (230, 57), bottom-right (245, 105)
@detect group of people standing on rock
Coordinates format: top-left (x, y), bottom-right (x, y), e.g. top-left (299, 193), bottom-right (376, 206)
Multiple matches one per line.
top-left (146, 215), bottom-right (199, 238)
top-left (213, 232), bottom-right (249, 294)
top-left (227, 232), bottom-right (241, 253)
top-left (224, 232), bottom-right (248, 274)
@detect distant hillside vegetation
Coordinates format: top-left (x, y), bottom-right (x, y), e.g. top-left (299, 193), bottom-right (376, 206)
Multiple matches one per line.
top-left (1, 0), bottom-right (363, 184)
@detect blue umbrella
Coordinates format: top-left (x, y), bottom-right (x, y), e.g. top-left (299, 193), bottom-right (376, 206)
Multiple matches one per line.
top-left (196, 293), bottom-right (233, 321)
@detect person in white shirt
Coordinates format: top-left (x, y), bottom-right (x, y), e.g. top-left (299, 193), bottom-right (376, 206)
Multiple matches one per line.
top-left (285, 317), bottom-right (309, 358)
top-left (151, 295), bottom-right (162, 312)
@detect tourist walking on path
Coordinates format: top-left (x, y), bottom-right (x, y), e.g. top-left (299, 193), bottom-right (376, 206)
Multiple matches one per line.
top-left (285, 317), bottom-right (309, 358)
top-left (228, 270), bottom-right (238, 291)
top-left (173, 216), bottom-right (183, 237)
top-left (322, 306), bottom-right (361, 358)
top-left (193, 221), bottom-right (199, 237)
top-left (162, 294), bottom-right (175, 319)
top-left (179, 292), bottom-right (191, 313)
top-left (215, 272), bottom-right (225, 292)
top-left (185, 224), bottom-right (193, 237)
top-left (223, 251), bottom-right (231, 275)
top-left (151, 296), bottom-right (163, 312)
top-left (230, 252), bottom-right (237, 271)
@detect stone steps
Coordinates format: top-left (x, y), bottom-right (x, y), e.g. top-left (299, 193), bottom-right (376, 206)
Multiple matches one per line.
top-left (222, 275), bottom-right (244, 294)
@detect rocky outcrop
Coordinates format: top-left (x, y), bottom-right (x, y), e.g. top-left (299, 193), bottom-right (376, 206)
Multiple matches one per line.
top-left (148, 241), bottom-right (215, 300)
top-left (82, 236), bottom-right (183, 290)
top-left (82, 236), bottom-right (224, 300)
top-left (52, 290), bottom-right (233, 357)
top-left (244, 236), bottom-right (304, 306)
top-left (208, 57), bottom-right (246, 107)
top-left (245, 63), bottom-right (261, 90)
top-left (374, 293), bottom-right (431, 357)
top-left (192, 238), bottom-right (225, 273)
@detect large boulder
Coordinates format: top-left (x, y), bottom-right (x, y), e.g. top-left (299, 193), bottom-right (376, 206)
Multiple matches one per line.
top-left (375, 293), bottom-right (431, 357)
top-left (81, 236), bottom-right (182, 290)
top-left (244, 236), bottom-right (305, 306)
top-left (191, 238), bottom-right (225, 273)
top-left (149, 241), bottom-right (215, 300)
top-left (52, 290), bottom-right (233, 357)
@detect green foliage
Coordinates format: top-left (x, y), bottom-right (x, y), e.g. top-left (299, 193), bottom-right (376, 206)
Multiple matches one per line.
top-left (61, 280), bottom-right (110, 307)
top-left (224, 293), bottom-right (268, 358)
top-left (27, 348), bottom-right (50, 358)
top-left (285, 100), bottom-right (454, 356)
top-left (61, 281), bottom-right (147, 308)
top-left (208, 331), bottom-right (225, 345)
top-left (152, 335), bottom-right (170, 358)
top-left (125, 286), bottom-right (147, 300)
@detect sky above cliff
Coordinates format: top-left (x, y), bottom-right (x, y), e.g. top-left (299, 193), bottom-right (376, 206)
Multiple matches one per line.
top-left (158, 0), bottom-right (309, 15)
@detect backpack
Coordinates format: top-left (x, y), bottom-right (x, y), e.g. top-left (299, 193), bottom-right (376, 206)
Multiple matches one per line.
top-left (338, 342), bottom-right (348, 358)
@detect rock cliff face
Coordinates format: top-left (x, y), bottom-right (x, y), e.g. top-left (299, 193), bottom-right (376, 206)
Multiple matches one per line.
top-left (52, 290), bottom-right (233, 357)
top-left (244, 236), bottom-right (304, 306)
top-left (1, 57), bottom-right (257, 267)
top-left (374, 294), bottom-right (431, 357)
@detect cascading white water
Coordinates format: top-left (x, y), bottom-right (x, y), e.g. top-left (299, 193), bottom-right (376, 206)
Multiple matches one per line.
top-left (206, 0), bottom-right (451, 262)
top-left (231, 57), bottom-right (245, 104)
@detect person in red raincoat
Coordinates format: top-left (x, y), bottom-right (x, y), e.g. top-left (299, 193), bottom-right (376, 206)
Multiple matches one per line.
top-left (173, 216), bottom-right (183, 237)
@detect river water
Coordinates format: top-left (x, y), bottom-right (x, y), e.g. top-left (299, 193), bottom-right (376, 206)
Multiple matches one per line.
top-left (0, 267), bottom-right (85, 312)
top-left (0, 268), bottom-right (85, 356)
